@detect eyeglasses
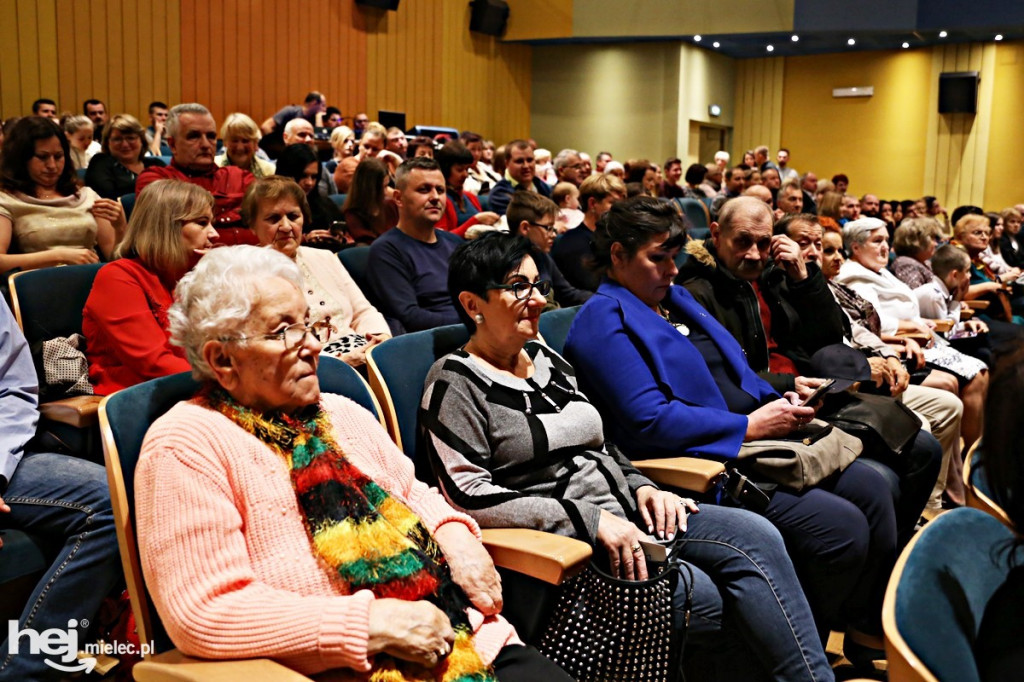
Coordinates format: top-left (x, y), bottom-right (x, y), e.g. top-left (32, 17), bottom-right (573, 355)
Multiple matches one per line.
top-left (489, 280), bottom-right (552, 300)
top-left (528, 222), bottom-right (558, 235)
top-left (109, 134), bottom-right (140, 144)
top-left (222, 318), bottom-right (334, 350)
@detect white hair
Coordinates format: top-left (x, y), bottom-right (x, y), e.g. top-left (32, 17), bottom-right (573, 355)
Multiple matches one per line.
top-left (284, 118), bottom-right (314, 136)
top-left (553, 148), bottom-right (580, 171)
top-left (168, 246), bottom-right (304, 380)
top-left (841, 217), bottom-right (887, 250)
top-left (166, 103), bottom-right (211, 141)
top-left (714, 150), bottom-right (730, 163)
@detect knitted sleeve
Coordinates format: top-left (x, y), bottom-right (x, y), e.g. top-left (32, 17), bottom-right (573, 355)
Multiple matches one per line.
top-left (135, 415), bottom-right (376, 675)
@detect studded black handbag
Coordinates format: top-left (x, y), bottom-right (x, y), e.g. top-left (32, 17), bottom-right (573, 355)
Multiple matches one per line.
top-left (537, 541), bottom-right (694, 682)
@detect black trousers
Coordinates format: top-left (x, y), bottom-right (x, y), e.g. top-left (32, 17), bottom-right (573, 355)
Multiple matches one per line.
top-left (494, 645), bottom-right (573, 681)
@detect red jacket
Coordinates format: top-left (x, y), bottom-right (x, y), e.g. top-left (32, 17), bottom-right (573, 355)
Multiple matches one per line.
top-left (83, 259), bottom-right (191, 395)
top-left (136, 161), bottom-right (257, 245)
top-left (437, 191), bottom-right (482, 238)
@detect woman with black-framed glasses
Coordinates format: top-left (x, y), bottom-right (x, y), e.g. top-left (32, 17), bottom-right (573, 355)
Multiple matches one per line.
top-left (422, 232), bottom-right (833, 681)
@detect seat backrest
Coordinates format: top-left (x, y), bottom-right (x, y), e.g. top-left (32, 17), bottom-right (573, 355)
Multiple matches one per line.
top-left (338, 246), bottom-right (372, 299)
top-left (964, 445), bottom-right (1014, 529)
top-left (119, 193), bottom-right (136, 222)
top-left (99, 356), bottom-right (381, 657)
top-left (9, 263), bottom-right (104, 344)
top-left (328, 193), bottom-right (347, 208)
top-left (675, 197), bottom-right (710, 228)
top-left (538, 306), bottom-right (580, 356)
top-left (366, 324), bottom-right (469, 468)
top-left (883, 507), bottom-right (1020, 682)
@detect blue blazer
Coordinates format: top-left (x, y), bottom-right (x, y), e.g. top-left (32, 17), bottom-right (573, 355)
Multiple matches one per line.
top-left (564, 279), bottom-right (779, 461)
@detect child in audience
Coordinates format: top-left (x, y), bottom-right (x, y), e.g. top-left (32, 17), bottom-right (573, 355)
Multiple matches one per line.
top-left (63, 115), bottom-right (100, 170)
top-left (552, 181), bottom-right (583, 232)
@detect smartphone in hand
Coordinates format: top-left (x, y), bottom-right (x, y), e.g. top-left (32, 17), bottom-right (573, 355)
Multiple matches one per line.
top-left (800, 379), bottom-right (836, 407)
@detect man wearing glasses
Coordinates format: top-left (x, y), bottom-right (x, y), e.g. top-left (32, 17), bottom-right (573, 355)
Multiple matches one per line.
top-left (508, 192), bottom-right (591, 308)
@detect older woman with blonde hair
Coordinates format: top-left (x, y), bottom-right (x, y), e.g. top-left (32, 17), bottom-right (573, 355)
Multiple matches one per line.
top-left (83, 179), bottom-right (218, 394)
top-left (85, 114), bottom-right (166, 199)
top-left (215, 113), bottom-right (275, 178)
top-left (242, 176), bottom-right (390, 366)
top-left (889, 217), bottom-right (944, 289)
top-left (134, 244), bottom-right (566, 681)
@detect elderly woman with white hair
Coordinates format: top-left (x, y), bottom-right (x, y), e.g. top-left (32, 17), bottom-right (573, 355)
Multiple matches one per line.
top-left (134, 244), bottom-right (570, 681)
top-left (835, 217), bottom-right (989, 492)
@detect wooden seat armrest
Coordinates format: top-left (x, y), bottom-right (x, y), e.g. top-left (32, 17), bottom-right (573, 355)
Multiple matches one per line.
top-left (932, 319), bottom-right (955, 333)
top-left (631, 457), bottom-right (727, 494)
top-left (964, 299), bottom-right (990, 310)
top-left (134, 649), bottom-right (312, 681)
top-left (960, 308), bottom-right (974, 320)
top-left (39, 395), bottom-right (102, 428)
top-left (892, 331), bottom-right (931, 345)
top-left (480, 528), bottom-right (591, 585)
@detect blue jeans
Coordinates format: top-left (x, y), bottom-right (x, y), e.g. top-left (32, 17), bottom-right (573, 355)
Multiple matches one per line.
top-left (677, 505), bottom-right (834, 682)
top-left (0, 453), bottom-right (121, 681)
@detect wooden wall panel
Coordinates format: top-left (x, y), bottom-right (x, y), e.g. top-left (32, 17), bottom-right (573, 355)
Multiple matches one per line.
top-left (179, 0), bottom-right (367, 129)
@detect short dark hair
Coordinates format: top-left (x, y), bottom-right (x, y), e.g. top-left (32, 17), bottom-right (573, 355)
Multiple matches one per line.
top-left (395, 156), bottom-right (441, 190)
top-left (778, 147), bottom-right (790, 155)
top-left (31, 98), bottom-right (55, 114)
top-left (274, 143), bottom-right (321, 189)
top-left (776, 212), bottom-right (820, 237)
top-left (148, 101), bottom-right (168, 113)
top-left (460, 131), bottom-right (482, 145)
top-left (448, 232), bottom-right (536, 332)
top-left (664, 157), bottom-right (682, 170)
top-left (83, 99), bottom-right (104, 113)
top-left (304, 91), bottom-right (325, 105)
top-left (831, 173), bottom-right (849, 185)
top-left (406, 136), bottom-right (436, 158)
top-left (931, 243), bottom-right (970, 279)
top-left (507, 190), bottom-right (558, 231)
top-left (592, 196), bottom-right (686, 272)
top-left (435, 140), bottom-right (474, 182)
top-left (0, 117), bottom-right (77, 196)
top-left (684, 163), bottom-right (706, 186)
top-left (950, 204), bottom-right (984, 226)
top-left (325, 106), bottom-right (341, 118)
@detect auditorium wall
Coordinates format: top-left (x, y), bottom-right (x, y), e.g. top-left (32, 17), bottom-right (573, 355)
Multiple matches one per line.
top-left (0, 0), bottom-right (531, 144)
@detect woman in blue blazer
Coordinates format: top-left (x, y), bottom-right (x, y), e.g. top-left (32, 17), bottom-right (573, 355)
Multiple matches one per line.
top-left (565, 197), bottom-right (896, 665)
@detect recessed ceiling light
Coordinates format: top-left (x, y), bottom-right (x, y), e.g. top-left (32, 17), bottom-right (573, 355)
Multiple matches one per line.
top-left (847, 38), bottom-right (856, 46)
top-left (939, 31), bottom-right (948, 38)
top-left (902, 42), bottom-right (910, 48)
top-left (791, 35), bottom-right (799, 42)
top-left (694, 35), bottom-right (702, 42)
top-left (996, 34), bottom-right (1004, 41)
top-left (766, 44), bottom-right (775, 52)
top-left (712, 41), bottom-right (720, 48)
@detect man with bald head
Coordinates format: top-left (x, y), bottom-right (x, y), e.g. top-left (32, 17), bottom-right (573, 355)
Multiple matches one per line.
top-left (675, 196), bottom-right (845, 394)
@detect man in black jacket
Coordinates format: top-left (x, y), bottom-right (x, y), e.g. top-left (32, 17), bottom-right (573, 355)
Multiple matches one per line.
top-left (676, 195), bottom-right (846, 395)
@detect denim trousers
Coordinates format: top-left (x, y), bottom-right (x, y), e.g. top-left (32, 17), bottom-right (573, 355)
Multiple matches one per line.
top-left (675, 504), bottom-right (834, 682)
top-left (0, 452), bottom-right (121, 681)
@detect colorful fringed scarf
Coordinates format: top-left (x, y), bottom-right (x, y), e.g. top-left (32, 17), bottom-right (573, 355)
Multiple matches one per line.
top-left (202, 389), bottom-right (496, 682)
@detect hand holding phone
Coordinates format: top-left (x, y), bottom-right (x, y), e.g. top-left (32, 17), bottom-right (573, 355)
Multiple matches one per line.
top-left (800, 378), bottom-right (835, 407)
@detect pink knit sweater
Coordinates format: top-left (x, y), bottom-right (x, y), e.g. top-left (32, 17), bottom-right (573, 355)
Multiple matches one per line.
top-left (135, 393), bottom-right (519, 677)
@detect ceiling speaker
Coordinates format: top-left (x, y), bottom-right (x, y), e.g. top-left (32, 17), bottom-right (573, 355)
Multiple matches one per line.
top-left (356, 0), bottom-right (400, 10)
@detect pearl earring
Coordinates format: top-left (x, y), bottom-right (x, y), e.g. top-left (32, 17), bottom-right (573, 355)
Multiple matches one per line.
top-left (474, 314), bottom-right (485, 324)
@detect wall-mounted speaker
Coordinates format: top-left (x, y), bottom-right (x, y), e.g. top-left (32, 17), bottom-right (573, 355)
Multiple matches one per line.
top-left (356, 0), bottom-right (400, 10)
top-left (469, 0), bottom-right (509, 37)
top-left (938, 71), bottom-right (979, 114)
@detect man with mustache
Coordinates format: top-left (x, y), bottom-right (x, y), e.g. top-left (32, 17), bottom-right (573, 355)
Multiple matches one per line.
top-left (368, 157), bottom-right (463, 332)
top-left (136, 103), bottom-right (255, 244)
top-left (675, 196), bottom-right (845, 396)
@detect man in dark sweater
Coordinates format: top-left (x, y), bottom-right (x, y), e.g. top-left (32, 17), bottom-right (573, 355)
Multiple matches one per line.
top-left (487, 139), bottom-right (552, 216)
top-left (507, 191), bottom-right (590, 308)
top-left (551, 173), bottom-right (626, 292)
top-left (368, 157), bottom-right (463, 334)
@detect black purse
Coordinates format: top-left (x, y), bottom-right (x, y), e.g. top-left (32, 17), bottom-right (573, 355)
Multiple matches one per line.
top-left (819, 391), bottom-right (922, 459)
top-left (538, 541), bottom-right (694, 682)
